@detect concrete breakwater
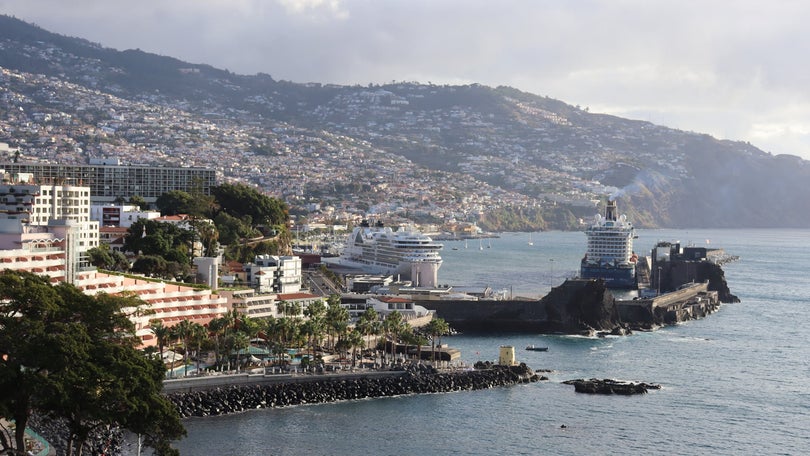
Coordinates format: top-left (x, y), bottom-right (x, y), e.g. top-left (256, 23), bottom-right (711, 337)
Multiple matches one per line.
top-left (617, 282), bottom-right (721, 329)
top-left (167, 364), bottom-right (541, 418)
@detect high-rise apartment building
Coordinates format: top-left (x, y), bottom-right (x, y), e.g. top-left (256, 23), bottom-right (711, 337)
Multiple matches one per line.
top-left (0, 171), bottom-right (99, 280)
top-left (0, 158), bottom-right (216, 204)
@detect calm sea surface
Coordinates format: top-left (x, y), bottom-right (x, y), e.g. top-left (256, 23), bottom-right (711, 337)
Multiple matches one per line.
top-left (170, 229), bottom-right (810, 455)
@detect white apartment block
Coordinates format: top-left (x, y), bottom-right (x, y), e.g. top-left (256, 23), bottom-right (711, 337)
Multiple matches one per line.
top-left (90, 204), bottom-right (161, 228)
top-left (0, 160), bottom-right (216, 205)
top-left (245, 254), bottom-right (302, 294)
top-left (0, 171), bottom-right (99, 278)
top-left (218, 288), bottom-right (278, 319)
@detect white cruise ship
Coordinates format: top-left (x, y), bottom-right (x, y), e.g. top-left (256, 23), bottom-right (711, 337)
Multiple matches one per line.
top-left (580, 199), bottom-right (638, 288)
top-left (333, 220), bottom-right (443, 287)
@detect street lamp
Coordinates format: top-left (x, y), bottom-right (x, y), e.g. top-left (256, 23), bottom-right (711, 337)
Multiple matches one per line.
top-left (549, 258), bottom-right (555, 290)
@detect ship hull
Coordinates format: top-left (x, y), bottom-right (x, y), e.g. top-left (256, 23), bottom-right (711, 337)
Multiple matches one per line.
top-left (580, 263), bottom-right (637, 289)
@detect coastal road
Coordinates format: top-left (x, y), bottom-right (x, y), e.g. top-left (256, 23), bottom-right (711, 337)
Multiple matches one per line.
top-left (305, 269), bottom-right (342, 296)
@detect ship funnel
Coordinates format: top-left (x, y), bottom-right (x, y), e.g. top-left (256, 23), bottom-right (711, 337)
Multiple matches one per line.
top-left (604, 199), bottom-right (618, 221)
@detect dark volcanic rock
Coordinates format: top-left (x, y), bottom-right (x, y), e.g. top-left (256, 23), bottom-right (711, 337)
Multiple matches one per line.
top-left (420, 279), bottom-right (623, 334)
top-left (542, 279), bottom-right (621, 332)
top-left (563, 378), bottom-right (661, 395)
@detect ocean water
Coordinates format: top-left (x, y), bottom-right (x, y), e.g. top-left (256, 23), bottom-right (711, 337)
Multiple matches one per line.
top-left (171, 229), bottom-right (810, 455)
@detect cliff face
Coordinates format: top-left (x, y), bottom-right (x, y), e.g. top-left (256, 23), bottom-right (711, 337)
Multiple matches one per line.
top-left (542, 279), bottom-right (621, 331)
top-left (659, 261), bottom-right (739, 303)
top-left (420, 279), bottom-right (622, 334)
top-left (699, 263), bottom-right (739, 303)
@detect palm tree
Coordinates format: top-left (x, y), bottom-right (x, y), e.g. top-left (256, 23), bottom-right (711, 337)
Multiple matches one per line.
top-left (264, 316), bottom-right (281, 361)
top-left (426, 317), bottom-right (450, 364)
top-left (238, 314), bottom-right (261, 341)
top-left (230, 332), bottom-right (250, 373)
top-left (369, 317), bottom-right (384, 363)
top-left (357, 307), bottom-right (379, 354)
top-left (207, 315), bottom-right (231, 371)
top-left (149, 320), bottom-right (171, 369)
top-left (167, 324), bottom-right (180, 378)
top-left (300, 320), bottom-right (318, 366)
top-left (190, 322), bottom-right (209, 375)
top-left (410, 331), bottom-right (429, 362)
top-left (279, 317), bottom-right (296, 352)
top-left (383, 311), bottom-right (407, 362)
top-left (174, 319), bottom-right (194, 376)
top-left (325, 303), bottom-right (350, 351)
top-left (346, 328), bottom-right (365, 367)
top-left (305, 299), bottom-right (327, 321)
top-left (278, 300), bottom-right (302, 319)
top-left (398, 329), bottom-right (416, 361)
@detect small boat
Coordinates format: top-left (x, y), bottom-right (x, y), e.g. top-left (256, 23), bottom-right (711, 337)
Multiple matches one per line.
top-left (525, 345), bottom-right (548, 352)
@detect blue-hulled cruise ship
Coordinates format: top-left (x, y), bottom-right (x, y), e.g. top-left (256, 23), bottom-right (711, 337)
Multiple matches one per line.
top-left (580, 199), bottom-right (638, 288)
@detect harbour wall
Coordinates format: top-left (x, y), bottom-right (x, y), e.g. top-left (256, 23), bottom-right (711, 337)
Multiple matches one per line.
top-left (421, 278), bottom-right (723, 334)
top-left (419, 278), bottom-right (621, 334)
top-left (617, 282), bottom-right (721, 328)
top-left (163, 370), bottom-right (405, 394)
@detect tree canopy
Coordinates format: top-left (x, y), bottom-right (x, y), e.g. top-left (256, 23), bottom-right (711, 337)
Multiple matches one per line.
top-left (211, 182), bottom-right (288, 227)
top-left (0, 271), bottom-right (185, 455)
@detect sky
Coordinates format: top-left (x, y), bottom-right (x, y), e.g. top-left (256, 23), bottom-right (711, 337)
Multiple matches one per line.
top-left (3, 0), bottom-right (810, 160)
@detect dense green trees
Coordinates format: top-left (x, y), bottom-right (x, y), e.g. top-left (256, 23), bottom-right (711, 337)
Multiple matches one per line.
top-left (124, 219), bottom-right (196, 279)
top-left (155, 190), bottom-right (214, 218)
top-left (86, 243), bottom-right (130, 271)
top-left (211, 183), bottom-right (288, 227)
top-left (0, 271), bottom-right (184, 456)
top-left (145, 183), bottom-right (292, 271)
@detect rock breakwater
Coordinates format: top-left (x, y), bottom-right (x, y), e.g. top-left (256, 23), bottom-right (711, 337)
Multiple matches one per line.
top-left (169, 364), bottom-right (541, 418)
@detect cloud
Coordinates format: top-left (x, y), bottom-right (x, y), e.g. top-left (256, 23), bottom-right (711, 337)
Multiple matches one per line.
top-left (3, 0), bottom-right (810, 159)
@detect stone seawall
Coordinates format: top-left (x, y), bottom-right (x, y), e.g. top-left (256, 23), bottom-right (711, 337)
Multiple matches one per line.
top-left (167, 364), bottom-right (540, 418)
top-left (420, 279), bottom-right (621, 334)
top-left (421, 272), bottom-right (731, 334)
top-left (163, 370), bottom-right (404, 393)
top-left (617, 282), bottom-right (721, 329)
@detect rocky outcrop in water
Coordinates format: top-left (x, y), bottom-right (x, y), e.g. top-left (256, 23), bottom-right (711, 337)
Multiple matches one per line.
top-left (563, 378), bottom-right (661, 395)
top-left (168, 364), bottom-right (540, 418)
